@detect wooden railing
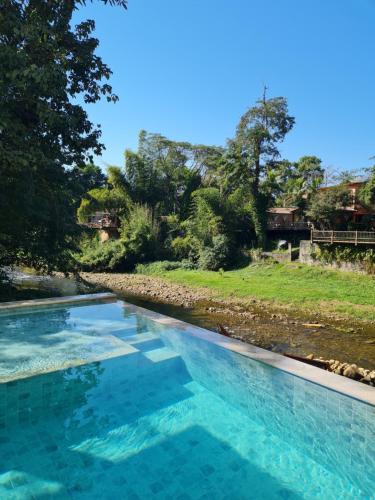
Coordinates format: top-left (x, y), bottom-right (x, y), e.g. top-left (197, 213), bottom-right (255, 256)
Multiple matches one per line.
top-left (267, 221), bottom-right (310, 231)
top-left (84, 213), bottom-right (119, 229)
top-left (311, 230), bottom-right (375, 245)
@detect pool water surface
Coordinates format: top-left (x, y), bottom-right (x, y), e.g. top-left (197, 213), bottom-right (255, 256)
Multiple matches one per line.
top-left (0, 299), bottom-right (374, 499)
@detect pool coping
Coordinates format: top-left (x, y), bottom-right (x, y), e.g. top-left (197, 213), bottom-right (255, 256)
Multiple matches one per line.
top-left (0, 292), bottom-right (117, 311)
top-left (0, 293), bottom-right (374, 406)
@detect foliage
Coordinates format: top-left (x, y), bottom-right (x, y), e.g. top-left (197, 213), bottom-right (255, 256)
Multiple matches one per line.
top-left (267, 156), bottom-right (324, 207)
top-left (77, 166), bottom-right (131, 222)
top-left (135, 260), bottom-right (197, 274)
top-left (77, 204), bottom-right (159, 271)
top-left (182, 188), bottom-right (234, 270)
top-left (124, 131), bottom-right (222, 218)
top-left (198, 234), bottom-right (231, 271)
top-left (0, 0), bottom-right (125, 272)
top-left (306, 185), bottom-right (351, 229)
top-left (311, 244), bottom-right (375, 273)
top-left (170, 235), bottom-right (199, 261)
top-left (78, 237), bottom-right (127, 272)
top-left (359, 165), bottom-right (375, 207)
top-left (120, 204), bottom-right (160, 263)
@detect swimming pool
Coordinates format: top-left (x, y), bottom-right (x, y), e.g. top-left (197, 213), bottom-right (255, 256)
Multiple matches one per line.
top-left (0, 295), bottom-right (374, 499)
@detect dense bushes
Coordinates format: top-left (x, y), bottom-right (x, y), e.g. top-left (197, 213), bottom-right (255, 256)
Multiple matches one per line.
top-left (197, 234), bottom-right (231, 271)
top-left (135, 260), bottom-right (197, 274)
top-left (78, 238), bottom-right (127, 272)
top-left (77, 205), bottom-right (160, 271)
top-left (163, 188), bottom-right (244, 271)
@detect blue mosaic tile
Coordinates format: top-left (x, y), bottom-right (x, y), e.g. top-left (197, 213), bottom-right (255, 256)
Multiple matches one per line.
top-left (0, 301), bottom-right (373, 499)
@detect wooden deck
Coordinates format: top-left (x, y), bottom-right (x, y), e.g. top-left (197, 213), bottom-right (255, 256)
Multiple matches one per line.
top-left (311, 230), bottom-right (375, 245)
top-left (267, 221), bottom-right (310, 231)
top-left (84, 212), bottom-right (119, 229)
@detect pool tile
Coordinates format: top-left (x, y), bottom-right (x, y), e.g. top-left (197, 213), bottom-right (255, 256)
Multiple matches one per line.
top-left (0, 300), bottom-right (373, 499)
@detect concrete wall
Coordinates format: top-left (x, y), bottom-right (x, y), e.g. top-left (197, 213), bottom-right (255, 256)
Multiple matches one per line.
top-left (261, 243), bottom-right (292, 263)
top-left (299, 240), bottom-right (368, 273)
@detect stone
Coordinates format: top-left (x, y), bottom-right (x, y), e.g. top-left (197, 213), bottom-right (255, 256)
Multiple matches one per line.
top-left (343, 364), bottom-right (358, 379)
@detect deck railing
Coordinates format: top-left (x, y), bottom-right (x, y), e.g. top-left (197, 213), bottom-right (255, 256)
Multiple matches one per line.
top-left (84, 213), bottom-right (119, 229)
top-left (311, 230), bottom-right (375, 245)
top-left (267, 221), bottom-right (310, 231)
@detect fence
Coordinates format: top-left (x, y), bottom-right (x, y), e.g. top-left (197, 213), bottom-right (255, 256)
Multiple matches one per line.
top-left (267, 221), bottom-right (310, 231)
top-left (311, 230), bottom-right (375, 245)
top-left (84, 212), bottom-right (119, 229)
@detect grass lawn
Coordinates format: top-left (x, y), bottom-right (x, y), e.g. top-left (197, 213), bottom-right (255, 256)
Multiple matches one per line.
top-left (141, 263), bottom-right (375, 321)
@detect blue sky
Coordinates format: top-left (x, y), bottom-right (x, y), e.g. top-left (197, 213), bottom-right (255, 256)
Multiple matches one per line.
top-left (74, 0), bottom-right (375, 173)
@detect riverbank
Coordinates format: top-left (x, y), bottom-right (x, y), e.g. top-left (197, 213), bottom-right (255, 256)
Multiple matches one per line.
top-left (81, 262), bottom-right (375, 323)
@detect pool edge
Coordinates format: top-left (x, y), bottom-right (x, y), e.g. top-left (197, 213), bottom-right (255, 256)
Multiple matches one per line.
top-left (123, 301), bottom-right (375, 407)
top-left (0, 292), bottom-right (117, 311)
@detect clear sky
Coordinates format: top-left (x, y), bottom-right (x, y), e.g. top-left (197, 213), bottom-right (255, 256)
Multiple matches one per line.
top-left (74, 0), bottom-right (375, 173)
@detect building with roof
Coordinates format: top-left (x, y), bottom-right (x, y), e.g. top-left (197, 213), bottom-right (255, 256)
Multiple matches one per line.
top-left (266, 207), bottom-right (310, 231)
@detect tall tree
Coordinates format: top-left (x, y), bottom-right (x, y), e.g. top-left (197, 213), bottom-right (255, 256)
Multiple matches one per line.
top-left (224, 92), bottom-right (295, 247)
top-left (124, 131), bottom-right (221, 218)
top-left (268, 155), bottom-right (324, 207)
top-left (306, 186), bottom-right (351, 230)
top-left (0, 0), bottom-right (126, 271)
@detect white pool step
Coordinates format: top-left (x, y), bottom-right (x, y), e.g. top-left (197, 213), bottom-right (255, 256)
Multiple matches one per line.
top-left (142, 347), bottom-right (180, 364)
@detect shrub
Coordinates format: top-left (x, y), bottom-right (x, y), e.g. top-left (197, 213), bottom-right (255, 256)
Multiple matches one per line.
top-left (135, 260), bottom-right (197, 274)
top-left (171, 235), bottom-right (199, 260)
top-left (78, 239), bottom-right (128, 272)
top-left (198, 234), bottom-right (231, 271)
top-left (121, 204), bottom-right (160, 263)
top-left (311, 244), bottom-right (375, 273)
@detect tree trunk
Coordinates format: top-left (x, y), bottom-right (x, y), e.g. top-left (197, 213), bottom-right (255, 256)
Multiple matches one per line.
top-left (249, 191), bottom-right (267, 249)
top-left (249, 144), bottom-right (266, 248)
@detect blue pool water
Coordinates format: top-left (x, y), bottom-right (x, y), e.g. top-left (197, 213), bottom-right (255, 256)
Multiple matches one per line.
top-left (0, 300), bottom-right (374, 499)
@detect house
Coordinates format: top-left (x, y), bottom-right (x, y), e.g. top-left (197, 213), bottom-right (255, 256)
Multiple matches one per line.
top-left (83, 212), bottom-right (120, 242)
top-left (318, 177), bottom-right (374, 229)
top-left (267, 207), bottom-right (310, 231)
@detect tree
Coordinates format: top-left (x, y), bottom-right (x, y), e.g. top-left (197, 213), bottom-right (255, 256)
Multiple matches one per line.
top-left (306, 186), bottom-right (351, 230)
top-left (124, 131), bottom-right (221, 218)
top-left (359, 166), bottom-right (375, 207)
top-left (0, 0), bottom-right (126, 272)
top-left (269, 156), bottom-right (324, 207)
top-left (224, 92), bottom-right (295, 247)
top-left (70, 163), bottom-right (107, 200)
top-left (77, 166), bottom-right (131, 222)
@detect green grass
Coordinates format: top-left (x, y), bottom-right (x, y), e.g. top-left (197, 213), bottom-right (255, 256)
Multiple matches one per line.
top-left (139, 262), bottom-right (375, 321)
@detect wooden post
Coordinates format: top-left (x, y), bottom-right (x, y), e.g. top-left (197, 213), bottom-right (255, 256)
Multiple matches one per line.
top-left (331, 231), bottom-right (334, 244)
top-left (355, 230), bottom-right (358, 246)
